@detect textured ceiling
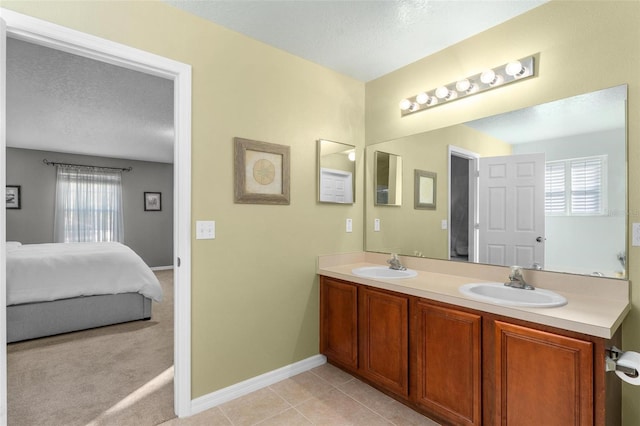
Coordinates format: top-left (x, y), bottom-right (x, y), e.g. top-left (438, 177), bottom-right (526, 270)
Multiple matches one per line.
top-left (6, 38), bottom-right (175, 163)
top-left (163, 0), bottom-right (547, 82)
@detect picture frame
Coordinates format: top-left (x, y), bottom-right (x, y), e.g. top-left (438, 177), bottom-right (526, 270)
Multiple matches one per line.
top-left (6, 185), bottom-right (21, 209)
top-left (414, 170), bottom-right (436, 210)
top-left (234, 137), bottom-right (290, 205)
top-left (144, 192), bottom-right (162, 211)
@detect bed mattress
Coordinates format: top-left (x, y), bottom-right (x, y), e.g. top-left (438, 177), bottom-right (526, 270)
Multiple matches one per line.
top-left (6, 242), bottom-right (163, 306)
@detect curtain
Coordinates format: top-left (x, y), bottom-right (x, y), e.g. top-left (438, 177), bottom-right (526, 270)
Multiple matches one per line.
top-left (54, 166), bottom-right (124, 243)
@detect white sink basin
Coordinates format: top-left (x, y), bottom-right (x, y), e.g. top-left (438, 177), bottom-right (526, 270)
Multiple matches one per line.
top-left (352, 266), bottom-right (418, 279)
top-left (459, 282), bottom-right (567, 308)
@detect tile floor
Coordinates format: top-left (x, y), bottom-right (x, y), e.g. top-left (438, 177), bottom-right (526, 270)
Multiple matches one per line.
top-left (161, 363), bottom-right (440, 426)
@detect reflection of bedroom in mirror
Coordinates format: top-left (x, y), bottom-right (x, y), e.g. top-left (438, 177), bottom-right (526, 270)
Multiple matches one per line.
top-left (366, 85), bottom-right (628, 279)
top-left (317, 139), bottom-right (356, 204)
top-left (5, 36), bottom-right (177, 423)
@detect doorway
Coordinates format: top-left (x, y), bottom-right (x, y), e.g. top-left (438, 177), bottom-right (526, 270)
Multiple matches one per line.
top-left (0, 9), bottom-right (193, 421)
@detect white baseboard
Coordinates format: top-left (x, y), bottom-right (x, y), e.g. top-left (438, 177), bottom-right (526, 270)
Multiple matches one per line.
top-left (150, 265), bottom-right (173, 271)
top-left (190, 354), bottom-right (327, 416)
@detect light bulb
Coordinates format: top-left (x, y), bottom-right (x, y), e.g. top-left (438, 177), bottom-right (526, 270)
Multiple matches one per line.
top-left (435, 86), bottom-right (451, 99)
top-left (399, 99), bottom-right (412, 111)
top-left (481, 69), bottom-right (504, 86)
top-left (505, 60), bottom-right (526, 77)
top-left (456, 79), bottom-right (471, 92)
top-left (416, 92), bottom-right (429, 105)
top-left (480, 70), bottom-right (497, 85)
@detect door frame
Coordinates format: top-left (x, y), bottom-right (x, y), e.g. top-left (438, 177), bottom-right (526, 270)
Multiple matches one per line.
top-left (448, 145), bottom-right (479, 263)
top-left (0, 8), bottom-right (193, 420)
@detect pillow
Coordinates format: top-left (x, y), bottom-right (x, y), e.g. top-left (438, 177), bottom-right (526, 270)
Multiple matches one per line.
top-left (6, 241), bottom-right (22, 251)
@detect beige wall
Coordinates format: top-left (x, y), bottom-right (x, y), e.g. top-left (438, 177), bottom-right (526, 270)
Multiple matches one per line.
top-left (4, 0), bottom-right (640, 423)
top-left (1, 0), bottom-right (365, 398)
top-left (365, 125), bottom-right (510, 258)
top-left (365, 1), bottom-right (640, 424)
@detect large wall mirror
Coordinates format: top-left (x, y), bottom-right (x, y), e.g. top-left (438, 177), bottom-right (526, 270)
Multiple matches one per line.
top-left (365, 85), bottom-right (628, 278)
top-left (317, 139), bottom-right (356, 204)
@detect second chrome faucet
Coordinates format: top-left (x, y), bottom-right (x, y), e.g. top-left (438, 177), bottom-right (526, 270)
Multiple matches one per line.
top-left (387, 253), bottom-right (407, 271)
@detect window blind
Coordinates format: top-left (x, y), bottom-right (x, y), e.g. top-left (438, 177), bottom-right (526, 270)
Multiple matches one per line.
top-left (545, 161), bottom-right (566, 214)
top-left (544, 155), bottom-right (606, 215)
top-left (571, 157), bottom-right (604, 214)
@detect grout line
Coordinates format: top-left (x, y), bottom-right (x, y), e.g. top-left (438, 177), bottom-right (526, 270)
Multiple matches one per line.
top-left (292, 406), bottom-right (316, 425)
top-left (250, 406), bottom-right (295, 426)
top-left (247, 388), bottom-right (293, 426)
top-left (327, 379), bottom-right (394, 425)
top-left (218, 406), bottom-right (235, 426)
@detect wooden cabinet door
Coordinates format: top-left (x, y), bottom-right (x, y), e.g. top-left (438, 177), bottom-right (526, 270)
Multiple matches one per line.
top-left (359, 286), bottom-right (409, 397)
top-left (320, 277), bottom-right (358, 370)
top-left (412, 300), bottom-right (482, 425)
top-left (494, 321), bottom-right (593, 426)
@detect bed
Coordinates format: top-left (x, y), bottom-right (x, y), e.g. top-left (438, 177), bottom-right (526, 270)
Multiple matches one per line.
top-left (6, 241), bottom-right (163, 343)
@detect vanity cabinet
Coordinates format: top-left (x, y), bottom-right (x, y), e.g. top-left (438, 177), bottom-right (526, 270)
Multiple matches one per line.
top-left (319, 275), bottom-right (619, 425)
top-left (359, 286), bottom-right (409, 397)
top-left (411, 299), bottom-right (482, 425)
top-left (319, 277), bottom-right (409, 396)
top-left (491, 320), bottom-right (594, 426)
top-left (319, 277), bottom-right (358, 371)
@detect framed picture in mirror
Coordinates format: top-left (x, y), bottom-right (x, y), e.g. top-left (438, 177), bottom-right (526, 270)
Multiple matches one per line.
top-left (6, 185), bottom-right (21, 209)
top-left (144, 192), bottom-right (162, 211)
top-left (374, 151), bottom-right (403, 206)
top-left (414, 170), bottom-right (436, 210)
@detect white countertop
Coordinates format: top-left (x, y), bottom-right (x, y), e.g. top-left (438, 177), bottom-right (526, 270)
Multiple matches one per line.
top-left (318, 253), bottom-right (630, 339)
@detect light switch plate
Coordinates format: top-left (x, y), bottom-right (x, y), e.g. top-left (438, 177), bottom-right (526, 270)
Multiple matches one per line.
top-left (346, 218), bottom-right (353, 233)
top-left (441, 219), bottom-right (448, 230)
top-left (196, 220), bottom-right (215, 240)
top-left (633, 223), bottom-right (640, 246)
top-left (374, 218), bottom-right (380, 232)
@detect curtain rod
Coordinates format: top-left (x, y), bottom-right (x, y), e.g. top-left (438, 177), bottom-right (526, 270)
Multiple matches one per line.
top-left (42, 159), bottom-right (132, 172)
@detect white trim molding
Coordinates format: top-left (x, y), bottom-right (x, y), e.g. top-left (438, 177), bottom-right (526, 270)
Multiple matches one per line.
top-left (0, 8), bottom-right (193, 418)
top-left (191, 355), bottom-right (327, 416)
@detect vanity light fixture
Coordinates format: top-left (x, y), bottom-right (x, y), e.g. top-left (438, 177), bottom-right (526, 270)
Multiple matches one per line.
top-left (399, 55), bottom-right (535, 116)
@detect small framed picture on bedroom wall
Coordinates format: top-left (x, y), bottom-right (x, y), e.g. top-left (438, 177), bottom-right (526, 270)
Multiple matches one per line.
top-left (6, 185), bottom-right (21, 209)
top-left (144, 192), bottom-right (161, 211)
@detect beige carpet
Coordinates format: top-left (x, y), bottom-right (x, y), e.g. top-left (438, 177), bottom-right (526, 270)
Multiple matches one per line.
top-left (7, 270), bottom-right (176, 426)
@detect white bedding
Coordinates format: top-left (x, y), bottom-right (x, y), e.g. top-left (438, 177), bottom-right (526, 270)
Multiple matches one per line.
top-left (6, 242), bottom-right (163, 306)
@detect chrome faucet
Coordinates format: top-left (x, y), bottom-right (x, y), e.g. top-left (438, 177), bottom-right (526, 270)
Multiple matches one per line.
top-left (505, 266), bottom-right (534, 290)
top-left (387, 253), bottom-right (407, 271)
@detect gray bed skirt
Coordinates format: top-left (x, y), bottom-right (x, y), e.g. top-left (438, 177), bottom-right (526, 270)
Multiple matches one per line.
top-left (7, 293), bottom-right (152, 343)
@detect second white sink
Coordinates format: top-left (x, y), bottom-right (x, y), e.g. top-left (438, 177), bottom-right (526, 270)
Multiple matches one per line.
top-left (352, 266), bottom-right (418, 279)
top-left (459, 282), bottom-right (567, 308)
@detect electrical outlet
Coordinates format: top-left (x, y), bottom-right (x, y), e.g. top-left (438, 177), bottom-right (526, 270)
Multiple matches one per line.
top-left (346, 218), bottom-right (353, 233)
top-left (196, 220), bottom-right (215, 240)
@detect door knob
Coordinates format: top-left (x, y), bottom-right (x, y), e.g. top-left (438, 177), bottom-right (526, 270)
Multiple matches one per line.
top-left (536, 236), bottom-right (545, 242)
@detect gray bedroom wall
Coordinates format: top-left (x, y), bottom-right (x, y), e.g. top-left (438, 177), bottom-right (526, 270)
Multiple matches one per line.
top-left (6, 147), bottom-right (173, 267)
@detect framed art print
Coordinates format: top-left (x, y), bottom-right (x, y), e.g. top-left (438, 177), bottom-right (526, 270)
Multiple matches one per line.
top-left (414, 169), bottom-right (436, 210)
top-left (234, 137), bottom-right (290, 205)
top-left (6, 185), bottom-right (21, 209)
top-left (144, 192), bottom-right (162, 211)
